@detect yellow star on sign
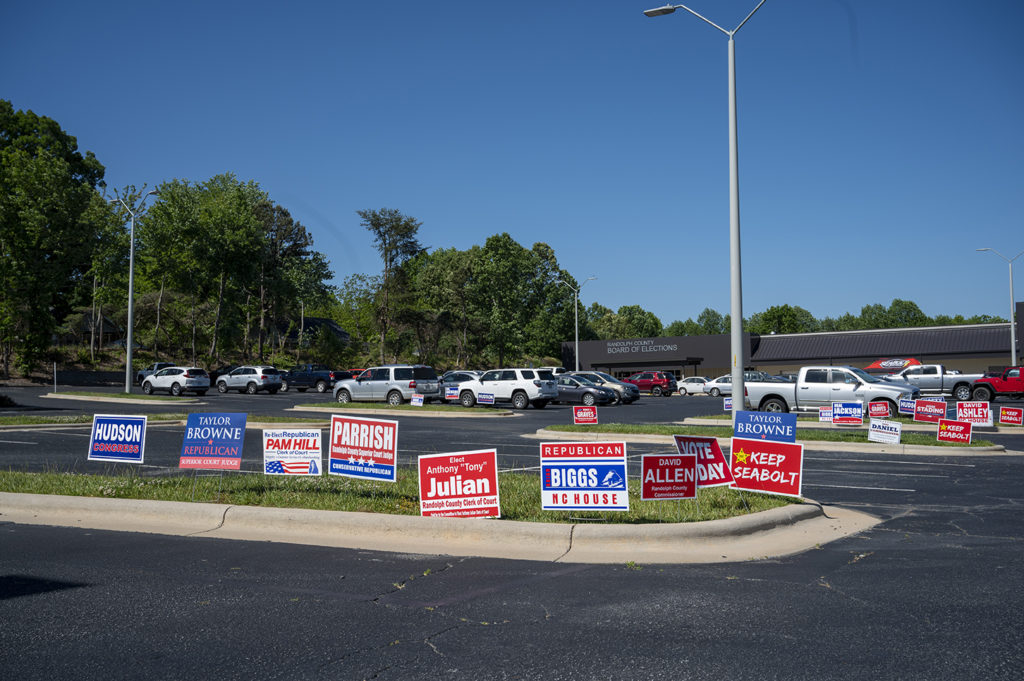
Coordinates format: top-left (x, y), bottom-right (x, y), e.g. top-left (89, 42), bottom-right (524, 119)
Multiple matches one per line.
top-left (734, 448), bottom-right (749, 464)
top-left (939, 423), bottom-right (947, 431)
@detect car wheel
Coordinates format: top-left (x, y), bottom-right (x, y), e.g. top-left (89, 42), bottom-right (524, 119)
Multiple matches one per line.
top-left (280, 381), bottom-right (289, 392)
top-left (217, 381), bottom-right (228, 393)
top-left (953, 384), bottom-right (972, 401)
top-left (709, 387), bottom-right (721, 397)
top-left (246, 382), bottom-right (258, 395)
top-left (316, 380), bottom-right (328, 393)
top-left (142, 382), bottom-right (153, 395)
top-left (267, 388), bottom-right (279, 395)
top-left (336, 389), bottom-right (352, 404)
top-left (460, 391), bottom-right (476, 408)
top-left (171, 383), bottom-right (182, 397)
top-left (387, 390), bottom-right (403, 406)
top-left (652, 386), bottom-right (662, 397)
top-left (762, 398), bottom-right (788, 413)
top-left (582, 393), bottom-right (596, 407)
top-left (972, 385), bottom-right (994, 402)
top-left (512, 392), bottom-right (529, 410)
top-left (533, 400), bottom-right (548, 409)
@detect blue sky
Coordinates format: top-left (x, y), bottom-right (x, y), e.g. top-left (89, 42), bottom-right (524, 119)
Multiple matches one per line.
top-left (4, 1), bottom-right (1022, 327)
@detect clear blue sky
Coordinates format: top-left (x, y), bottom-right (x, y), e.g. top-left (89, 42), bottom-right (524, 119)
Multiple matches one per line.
top-left (4, 1), bottom-right (1022, 326)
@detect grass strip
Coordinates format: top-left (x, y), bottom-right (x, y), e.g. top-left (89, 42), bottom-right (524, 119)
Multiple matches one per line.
top-left (50, 391), bottom-right (193, 401)
top-left (299, 401), bottom-right (501, 413)
top-left (547, 423), bottom-right (994, 447)
top-left (0, 469), bottom-right (792, 524)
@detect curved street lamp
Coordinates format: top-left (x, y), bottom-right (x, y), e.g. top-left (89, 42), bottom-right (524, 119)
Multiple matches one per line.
top-left (556, 276), bottom-right (597, 371)
top-left (644, 1), bottom-right (767, 420)
top-left (976, 248), bottom-right (1023, 366)
top-left (118, 189), bottom-right (159, 393)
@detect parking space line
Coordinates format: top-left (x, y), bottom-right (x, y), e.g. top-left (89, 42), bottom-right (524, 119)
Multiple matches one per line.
top-left (0, 439), bottom-right (37, 445)
top-left (805, 483), bottom-right (915, 492)
top-left (805, 456), bottom-right (974, 468)
top-left (803, 468), bottom-right (949, 478)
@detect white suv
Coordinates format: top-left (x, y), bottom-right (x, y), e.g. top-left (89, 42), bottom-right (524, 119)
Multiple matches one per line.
top-left (141, 366), bottom-right (210, 396)
top-left (456, 368), bottom-right (557, 409)
top-left (216, 366), bottom-right (283, 394)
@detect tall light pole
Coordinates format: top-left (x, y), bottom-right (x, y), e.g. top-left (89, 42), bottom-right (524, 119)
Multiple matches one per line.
top-left (644, 1), bottom-right (766, 420)
top-left (556, 276), bottom-right (597, 371)
top-left (977, 248), bottom-right (1023, 367)
top-left (118, 190), bottom-right (159, 393)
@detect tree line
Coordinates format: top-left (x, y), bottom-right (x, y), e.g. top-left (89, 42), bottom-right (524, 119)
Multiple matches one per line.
top-left (0, 100), bottom-right (1005, 376)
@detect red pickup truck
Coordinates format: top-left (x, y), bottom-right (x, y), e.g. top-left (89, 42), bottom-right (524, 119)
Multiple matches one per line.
top-left (971, 367), bottom-right (1024, 401)
top-left (623, 371), bottom-right (678, 397)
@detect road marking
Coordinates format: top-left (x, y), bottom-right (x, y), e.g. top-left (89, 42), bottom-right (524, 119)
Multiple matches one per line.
top-left (806, 456), bottom-right (975, 468)
top-left (805, 483), bottom-right (915, 492)
top-left (0, 439), bottom-right (37, 445)
top-left (803, 468), bottom-right (949, 479)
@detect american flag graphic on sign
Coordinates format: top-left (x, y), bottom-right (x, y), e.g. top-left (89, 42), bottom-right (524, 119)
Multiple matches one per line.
top-left (265, 459), bottom-right (320, 475)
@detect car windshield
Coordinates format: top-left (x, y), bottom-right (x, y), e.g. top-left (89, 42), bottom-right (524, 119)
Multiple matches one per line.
top-left (847, 367), bottom-right (882, 384)
top-left (261, 368), bottom-right (280, 375)
top-left (574, 376), bottom-right (597, 386)
top-left (594, 372), bottom-right (619, 383)
top-left (413, 367), bottom-right (437, 380)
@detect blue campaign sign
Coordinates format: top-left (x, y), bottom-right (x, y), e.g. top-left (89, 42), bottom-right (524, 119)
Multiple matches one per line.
top-left (88, 414), bottom-right (147, 463)
top-left (478, 392), bottom-right (495, 405)
top-left (898, 398), bottom-right (916, 415)
top-left (733, 410), bottom-right (797, 443)
top-left (179, 412), bottom-right (247, 470)
top-left (539, 441), bottom-right (629, 511)
top-left (723, 397), bottom-right (732, 411)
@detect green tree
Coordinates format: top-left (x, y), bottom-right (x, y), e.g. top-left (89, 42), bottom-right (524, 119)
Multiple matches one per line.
top-left (747, 304), bottom-right (819, 335)
top-left (697, 308), bottom-right (726, 335)
top-left (616, 305), bottom-right (663, 338)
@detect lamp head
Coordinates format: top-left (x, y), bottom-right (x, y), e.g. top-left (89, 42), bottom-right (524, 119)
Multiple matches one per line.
top-left (644, 5), bottom-right (678, 17)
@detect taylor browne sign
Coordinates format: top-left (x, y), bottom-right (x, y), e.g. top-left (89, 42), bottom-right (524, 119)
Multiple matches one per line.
top-left (734, 410), bottom-right (797, 443)
top-left (729, 437), bottom-right (804, 498)
top-left (540, 441), bottom-right (629, 511)
top-left (179, 413), bottom-right (247, 470)
top-left (329, 415), bottom-right (398, 482)
top-left (88, 414), bottom-right (147, 464)
top-left (418, 449), bottom-right (500, 518)
top-left (673, 435), bottom-right (734, 487)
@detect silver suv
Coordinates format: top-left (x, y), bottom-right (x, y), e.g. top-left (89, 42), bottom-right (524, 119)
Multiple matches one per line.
top-left (216, 365), bottom-right (283, 394)
top-left (334, 365), bottom-right (440, 405)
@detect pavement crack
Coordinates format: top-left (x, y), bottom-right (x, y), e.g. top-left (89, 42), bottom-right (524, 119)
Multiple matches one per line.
top-left (552, 524), bottom-right (576, 562)
top-left (186, 505), bottom-right (232, 536)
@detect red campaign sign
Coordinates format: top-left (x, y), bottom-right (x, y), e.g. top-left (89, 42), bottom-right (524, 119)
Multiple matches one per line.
top-left (419, 449), bottom-right (500, 518)
top-left (937, 419), bottom-right (972, 445)
top-left (956, 401), bottom-right (992, 425)
top-left (914, 399), bottom-right (947, 423)
top-left (573, 406), bottom-right (598, 425)
top-left (729, 437), bottom-right (804, 499)
top-left (999, 407), bottom-right (1024, 426)
top-left (673, 435), bottom-right (734, 488)
top-left (868, 401), bottom-right (891, 418)
top-left (328, 415), bottom-right (399, 482)
top-left (641, 454), bottom-right (697, 500)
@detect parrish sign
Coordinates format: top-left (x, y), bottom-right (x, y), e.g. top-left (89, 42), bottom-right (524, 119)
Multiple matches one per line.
top-left (540, 441), bottom-right (629, 511)
top-left (418, 449), bottom-right (500, 518)
top-left (729, 437), bottom-right (804, 499)
top-left (673, 435), bottom-right (734, 487)
top-left (179, 413), bottom-right (247, 470)
top-left (88, 414), bottom-right (147, 464)
top-left (328, 415), bottom-right (398, 482)
top-left (641, 454), bottom-right (697, 500)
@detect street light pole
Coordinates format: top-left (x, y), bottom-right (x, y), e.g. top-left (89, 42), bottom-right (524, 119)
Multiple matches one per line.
top-left (977, 248), bottom-right (1023, 366)
top-left (644, 2), bottom-right (766, 421)
top-left (118, 190), bottom-right (159, 393)
top-left (556, 276), bottom-right (597, 371)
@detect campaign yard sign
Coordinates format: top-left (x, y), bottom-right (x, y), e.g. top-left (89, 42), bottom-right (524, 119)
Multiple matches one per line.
top-left (328, 415), bottom-right (398, 482)
top-left (411, 393), bottom-right (424, 406)
top-left (573, 406), bottom-right (598, 425)
top-left (956, 401), bottom-right (992, 426)
top-left (723, 397), bottom-right (732, 411)
top-left (445, 385), bottom-right (459, 400)
top-left (179, 413), bottom-right (247, 470)
top-left (868, 419), bottom-right (902, 445)
top-left (914, 399), bottom-right (947, 423)
top-left (937, 419), bottom-right (972, 444)
top-left (88, 414), bottom-right (147, 463)
top-left (641, 454), bottom-right (697, 500)
top-left (831, 402), bottom-right (864, 426)
top-left (868, 401), bottom-right (891, 419)
top-left (540, 441), bottom-right (629, 511)
top-left (478, 392), bottom-right (495, 405)
top-left (263, 428), bottom-right (321, 476)
top-left (999, 406), bottom-right (1024, 426)
top-left (734, 410), bottom-right (797, 443)
top-left (818, 406), bottom-right (833, 423)
top-left (419, 449), bottom-right (500, 518)
top-left (898, 398), bottom-right (916, 416)
top-left (673, 435), bottom-right (734, 488)
top-left (729, 437), bottom-right (804, 499)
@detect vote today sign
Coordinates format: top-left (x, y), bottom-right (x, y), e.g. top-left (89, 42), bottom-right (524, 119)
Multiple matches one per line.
top-left (672, 435), bottom-right (734, 487)
top-left (729, 437), bottom-right (804, 499)
top-left (937, 419), bottom-right (972, 445)
top-left (418, 449), bottom-right (500, 518)
top-left (641, 454), bottom-right (697, 500)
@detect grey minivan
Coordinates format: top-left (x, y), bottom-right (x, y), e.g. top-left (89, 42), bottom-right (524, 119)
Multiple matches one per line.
top-left (334, 365), bottom-right (440, 405)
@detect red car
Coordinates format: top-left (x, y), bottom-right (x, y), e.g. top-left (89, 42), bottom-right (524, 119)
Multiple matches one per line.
top-left (623, 371), bottom-right (678, 397)
top-left (971, 367), bottom-right (1024, 401)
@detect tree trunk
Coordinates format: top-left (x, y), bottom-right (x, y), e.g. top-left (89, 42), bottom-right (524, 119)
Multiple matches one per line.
top-left (258, 281), bottom-right (266, 362)
top-left (154, 278), bottom-right (165, 359)
top-left (89, 275), bottom-right (98, 362)
top-left (208, 273), bottom-right (225, 358)
top-left (243, 293), bottom-right (251, 361)
top-left (297, 299), bottom-right (305, 361)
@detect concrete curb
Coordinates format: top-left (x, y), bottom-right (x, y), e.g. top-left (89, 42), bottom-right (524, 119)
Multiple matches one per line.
top-left (682, 417), bottom-right (1020, 435)
top-left (0, 492), bottom-right (879, 564)
top-left (41, 393), bottom-right (202, 406)
top-left (289, 406), bottom-right (518, 418)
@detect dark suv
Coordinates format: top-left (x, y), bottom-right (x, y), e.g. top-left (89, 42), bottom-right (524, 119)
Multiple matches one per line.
top-left (623, 371), bottom-right (678, 397)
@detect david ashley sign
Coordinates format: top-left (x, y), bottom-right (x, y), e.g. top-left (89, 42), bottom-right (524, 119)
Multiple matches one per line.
top-left (88, 414), bottom-right (147, 464)
top-left (956, 401), bottom-right (992, 426)
top-left (263, 428), bottom-right (321, 476)
top-left (729, 437), bottom-right (804, 498)
top-left (641, 454), bottom-right (696, 500)
top-left (734, 410), bottom-right (796, 443)
top-left (540, 441), bottom-right (629, 511)
top-left (672, 435), bottom-right (734, 487)
top-left (418, 449), bottom-right (500, 518)
top-left (179, 413), bottom-right (247, 470)
top-left (329, 415), bottom-right (398, 482)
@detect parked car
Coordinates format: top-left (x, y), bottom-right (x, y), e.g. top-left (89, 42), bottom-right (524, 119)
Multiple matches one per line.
top-left (281, 363), bottom-right (344, 393)
top-left (141, 366), bottom-right (210, 396)
top-left (883, 364), bottom-right (983, 401)
top-left (334, 365), bottom-right (441, 405)
top-left (216, 365), bottom-right (283, 394)
top-left (677, 376), bottom-right (710, 395)
top-left (623, 371), bottom-right (677, 397)
top-left (539, 366), bottom-right (568, 375)
top-left (439, 371), bottom-right (482, 399)
top-left (207, 364), bottom-right (238, 384)
top-left (568, 371), bottom-right (639, 404)
top-left (743, 366), bottom-right (921, 414)
top-left (135, 362), bottom-right (176, 386)
top-left (455, 368), bottom-right (557, 409)
top-left (702, 371), bottom-right (767, 397)
top-left (971, 366), bottom-right (1024, 401)
top-left (553, 374), bottom-right (616, 406)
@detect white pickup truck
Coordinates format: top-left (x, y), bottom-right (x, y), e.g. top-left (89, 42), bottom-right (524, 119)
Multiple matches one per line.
top-left (743, 365), bottom-right (921, 414)
top-left (882, 364), bottom-right (982, 401)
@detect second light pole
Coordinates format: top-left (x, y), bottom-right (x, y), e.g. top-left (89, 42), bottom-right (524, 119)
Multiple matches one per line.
top-left (118, 189), bottom-right (159, 393)
top-left (557, 276), bottom-right (597, 371)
